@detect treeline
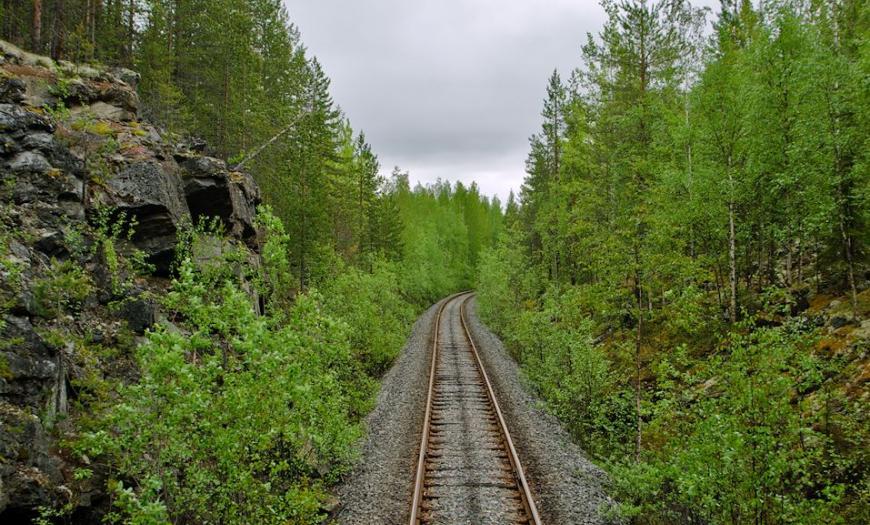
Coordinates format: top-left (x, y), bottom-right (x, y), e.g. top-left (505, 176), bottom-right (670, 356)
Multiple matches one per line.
top-left (393, 169), bottom-right (504, 303)
top-left (478, 0), bottom-right (867, 523)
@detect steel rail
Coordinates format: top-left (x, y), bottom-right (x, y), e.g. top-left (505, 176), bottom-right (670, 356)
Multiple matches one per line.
top-left (408, 291), bottom-right (471, 525)
top-left (408, 292), bottom-right (542, 525)
top-left (458, 294), bottom-right (542, 525)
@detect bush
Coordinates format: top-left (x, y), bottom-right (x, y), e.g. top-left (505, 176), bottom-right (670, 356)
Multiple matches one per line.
top-left (320, 259), bottom-right (414, 377)
top-left (33, 258), bottom-right (93, 318)
top-left (76, 210), bottom-right (376, 524)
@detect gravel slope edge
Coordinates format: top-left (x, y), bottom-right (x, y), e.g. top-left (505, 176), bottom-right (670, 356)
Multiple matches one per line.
top-left (464, 297), bottom-right (619, 525)
top-left (331, 300), bottom-right (439, 524)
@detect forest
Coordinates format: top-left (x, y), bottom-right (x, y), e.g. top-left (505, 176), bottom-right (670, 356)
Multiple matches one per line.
top-left (0, 0), bottom-right (867, 524)
top-left (479, 0), bottom-right (868, 523)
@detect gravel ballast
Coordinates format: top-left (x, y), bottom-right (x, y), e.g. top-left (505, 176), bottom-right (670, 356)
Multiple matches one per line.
top-left (464, 297), bottom-right (617, 524)
top-left (331, 300), bottom-right (440, 524)
top-left (332, 295), bottom-right (617, 524)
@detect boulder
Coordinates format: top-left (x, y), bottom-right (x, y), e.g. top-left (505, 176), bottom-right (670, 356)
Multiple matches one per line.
top-left (65, 79), bottom-right (138, 115)
top-left (831, 316), bottom-right (850, 329)
top-left (0, 104), bottom-right (52, 133)
top-left (100, 162), bottom-right (190, 274)
top-left (0, 402), bottom-right (65, 515)
top-left (0, 76), bottom-right (25, 103)
top-left (0, 132), bottom-right (19, 155)
top-left (0, 317), bottom-right (55, 406)
top-left (70, 101), bottom-right (135, 122)
top-left (180, 156), bottom-right (260, 242)
top-left (33, 231), bottom-right (68, 259)
top-left (114, 294), bottom-right (157, 334)
top-left (111, 68), bottom-right (140, 90)
top-left (9, 155), bottom-right (83, 206)
top-left (20, 132), bottom-right (53, 151)
top-left (7, 151), bottom-right (50, 173)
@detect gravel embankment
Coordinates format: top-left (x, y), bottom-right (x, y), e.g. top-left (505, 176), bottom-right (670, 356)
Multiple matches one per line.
top-left (331, 300), bottom-right (440, 524)
top-left (332, 295), bottom-right (617, 524)
top-left (464, 297), bottom-right (618, 524)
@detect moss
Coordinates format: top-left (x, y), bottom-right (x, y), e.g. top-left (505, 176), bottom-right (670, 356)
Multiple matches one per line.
top-left (0, 353), bottom-right (13, 380)
top-left (71, 118), bottom-right (116, 136)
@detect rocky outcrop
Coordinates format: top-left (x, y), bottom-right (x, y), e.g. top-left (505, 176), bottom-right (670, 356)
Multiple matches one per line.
top-left (0, 40), bottom-right (262, 519)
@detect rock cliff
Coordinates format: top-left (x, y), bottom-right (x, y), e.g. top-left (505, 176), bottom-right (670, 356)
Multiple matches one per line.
top-left (0, 40), bottom-right (261, 520)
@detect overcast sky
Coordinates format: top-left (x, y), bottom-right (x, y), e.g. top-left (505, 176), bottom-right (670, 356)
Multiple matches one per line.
top-left (283, 0), bottom-right (715, 203)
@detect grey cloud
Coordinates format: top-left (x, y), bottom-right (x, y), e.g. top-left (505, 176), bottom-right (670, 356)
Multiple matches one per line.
top-left (283, 0), bottom-right (608, 202)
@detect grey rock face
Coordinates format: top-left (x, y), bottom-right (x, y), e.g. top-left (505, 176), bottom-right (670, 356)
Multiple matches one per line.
top-left (180, 155), bottom-right (260, 242)
top-left (0, 103), bottom-right (52, 133)
top-left (102, 162), bottom-right (190, 273)
top-left (0, 316), bottom-right (55, 407)
top-left (7, 151), bottom-right (51, 173)
top-left (65, 79), bottom-right (139, 114)
top-left (69, 101), bottom-right (135, 122)
top-left (114, 294), bottom-right (157, 334)
top-left (0, 77), bottom-right (25, 103)
top-left (0, 38), bottom-right (264, 518)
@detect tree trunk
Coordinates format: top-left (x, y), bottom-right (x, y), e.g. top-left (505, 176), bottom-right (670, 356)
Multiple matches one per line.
top-left (126, 0), bottom-right (134, 64)
top-left (728, 160), bottom-right (738, 323)
top-left (50, 0), bottom-right (64, 59)
top-left (31, 0), bottom-right (41, 52)
top-left (91, 0), bottom-right (101, 48)
top-left (839, 212), bottom-right (858, 315)
top-left (299, 164), bottom-right (307, 291)
top-left (634, 243), bottom-right (643, 463)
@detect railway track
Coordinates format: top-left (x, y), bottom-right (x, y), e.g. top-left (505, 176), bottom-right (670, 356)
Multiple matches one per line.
top-left (409, 293), bottom-right (542, 525)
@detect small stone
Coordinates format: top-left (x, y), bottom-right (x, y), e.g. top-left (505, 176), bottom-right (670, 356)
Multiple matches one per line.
top-left (8, 151), bottom-right (51, 173)
top-left (831, 316), bottom-right (850, 329)
top-left (21, 132), bottom-right (54, 151)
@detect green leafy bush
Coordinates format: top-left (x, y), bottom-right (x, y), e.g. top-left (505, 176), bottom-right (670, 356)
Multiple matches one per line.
top-left (79, 257), bottom-right (363, 524)
top-left (320, 259), bottom-right (414, 377)
top-left (33, 258), bottom-right (94, 318)
top-left (73, 208), bottom-right (418, 524)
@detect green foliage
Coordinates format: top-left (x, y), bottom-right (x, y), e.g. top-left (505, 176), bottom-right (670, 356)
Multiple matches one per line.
top-left (32, 258), bottom-right (93, 318)
top-left (255, 206), bottom-right (296, 311)
top-left (73, 208), bottom-right (424, 524)
top-left (320, 259), bottom-right (414, 376)
top-left (0, 224), bottom-right (24, 328)
top-left (614, 322), bottom-right (850, 525)
top-left (0, 353), bottom-right (12, 380)
top-left (479, 0), bottom-right (870, 522)
top-left (393, 171), bottom-right (503, 304)
top-left (105, 479), bottom-right (171, 525)
top-left (81, 262), bottom-right (358, 523)
top-left (92, 207), bottom-right (155, 295)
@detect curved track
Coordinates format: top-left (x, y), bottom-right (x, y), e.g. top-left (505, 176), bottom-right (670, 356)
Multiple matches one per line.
top-left (409, 293), bottom-right (541, 525)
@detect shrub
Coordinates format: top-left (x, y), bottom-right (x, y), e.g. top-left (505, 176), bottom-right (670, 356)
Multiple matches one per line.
top-left (320, 259), bottom-right (414, 377)
top-left (75, 208), bottom-right (388, 524)
top-left (33, 258), bottom-right (93, 318)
